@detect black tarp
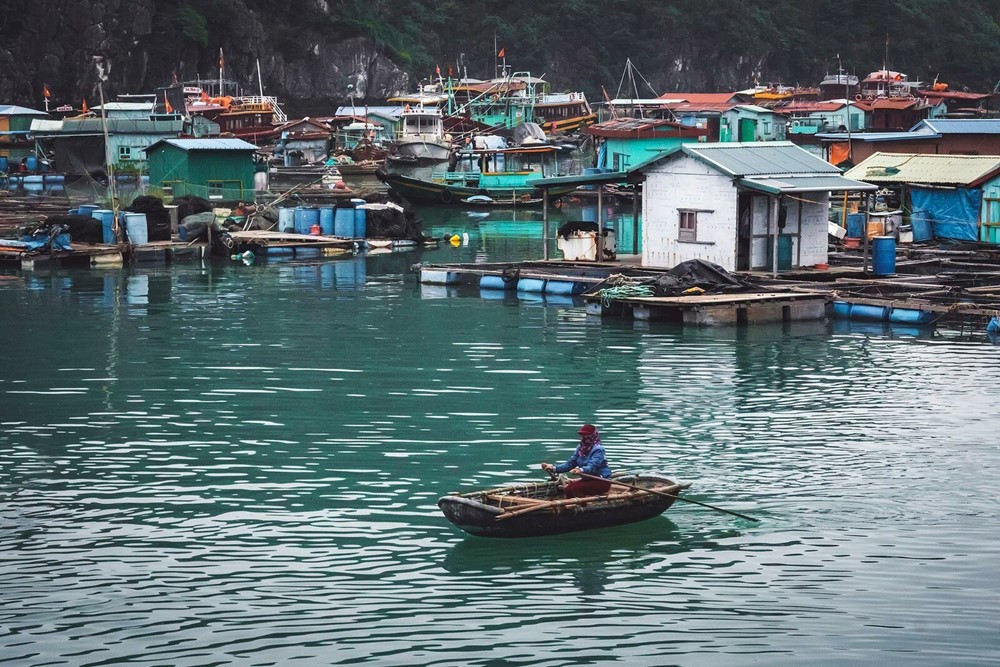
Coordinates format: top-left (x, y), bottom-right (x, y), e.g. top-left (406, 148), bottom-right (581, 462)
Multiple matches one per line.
top-left (35, 214), bottom-right (104, 244)
top-left (643, 259), bottom-right (755, 296)
top-left (126, 196), bottom-right (171, 241)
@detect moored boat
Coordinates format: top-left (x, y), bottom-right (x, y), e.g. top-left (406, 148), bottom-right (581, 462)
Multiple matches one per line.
top-left (438, 473), bottom-right (690, 538)
top-left (377, 145), bottom-right (576, 206)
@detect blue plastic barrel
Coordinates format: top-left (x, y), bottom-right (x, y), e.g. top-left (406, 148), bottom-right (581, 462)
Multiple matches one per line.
top-left (334, 207), bottom-right (354, 237)
top-left (319, 207), bottom-right (335, 235)
top-left (294, 206), bottom-right (319, 235)
top-left (517, 278), bottom-right (547, 293)
top-left (910, 215), bottom-right (933, 242)
top-left (846, 213), bottom-right (866, 239)
top-left (353, 207), bottom-right (366, 238)
top-left (545, 280), bottom-right (584, 296)
top-left (78, 204), bottom-right (99, 218)
top-left (91, 209), bottom-right (115, 243)
top-left (480, 275), bottom-right (514, 290)
top-left (872, 236), bottom-right (896, 276)
top-left (0, 156), bottom-right (8, 173)
top-left (124, 213), bottom-right (148, 245)
top-left (25, 155), bottom-right (39, 171)
top-left (277, 207), bottom-right (295, 232)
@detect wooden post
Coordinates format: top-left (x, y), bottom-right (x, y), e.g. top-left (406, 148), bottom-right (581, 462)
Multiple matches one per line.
top-left (863, 191), bottom-right (870, 276)
top-left (771, 196), bottom-right (779, 278)
top-left (542, 188), bottom-right (549, 260)
top-left (632, 184), bottom-right (640, 256)
top-left (596, 185), bottom-right (604, 262)
top-left (796, 195), bottom-right (803, 268)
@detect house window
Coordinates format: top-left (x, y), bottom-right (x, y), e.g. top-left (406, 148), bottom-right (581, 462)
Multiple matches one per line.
top-left (207, 181), bottom-right (224, 200)
top-left (612, 153), bottom-right (630, 171)
top-left (118, 145), bottom-right (132, 161)
top-left (679, 210), bottom-right (698, 241)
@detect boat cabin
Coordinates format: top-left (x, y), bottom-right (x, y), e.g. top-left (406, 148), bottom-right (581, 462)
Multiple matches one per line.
top-left (398, 107), bottom-right (445, 142)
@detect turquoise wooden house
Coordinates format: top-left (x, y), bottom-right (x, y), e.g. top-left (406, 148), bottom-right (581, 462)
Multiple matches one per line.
top-left (146, 138), bottom-right (258, 202)
top-left (781, 100), bottom-right (867, 135)
top-left (663, 102), bottom-right (785, 142)
top-left (586, 118), bottom-right (709, 171)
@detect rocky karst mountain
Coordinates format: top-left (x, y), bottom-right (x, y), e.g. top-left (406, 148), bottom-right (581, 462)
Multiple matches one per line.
top-left (2, 0), bottom-right (997, 114)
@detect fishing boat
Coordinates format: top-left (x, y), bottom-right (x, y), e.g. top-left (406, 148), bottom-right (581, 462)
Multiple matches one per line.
top-left (391, 105), bottom-right (452, 162)
top-left (438, 473), bottom-right (690, 538)
top-left (377, 145), bottom-right (576, 206)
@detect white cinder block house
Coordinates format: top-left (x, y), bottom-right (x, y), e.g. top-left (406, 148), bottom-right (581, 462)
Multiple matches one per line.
top-left (636, 142), bottom-right (875, 272)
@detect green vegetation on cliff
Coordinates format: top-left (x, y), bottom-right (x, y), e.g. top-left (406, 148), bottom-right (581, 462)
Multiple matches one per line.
top-left (1, 0), bottom-right (997, 107)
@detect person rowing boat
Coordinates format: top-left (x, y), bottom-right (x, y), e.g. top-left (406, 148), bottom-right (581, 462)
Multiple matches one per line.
top-left (540, 423), bottom-right (612, 498)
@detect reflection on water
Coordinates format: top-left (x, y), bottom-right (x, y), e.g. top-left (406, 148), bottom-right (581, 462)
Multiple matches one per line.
top-left (1, 214), bottom-right (999, 664)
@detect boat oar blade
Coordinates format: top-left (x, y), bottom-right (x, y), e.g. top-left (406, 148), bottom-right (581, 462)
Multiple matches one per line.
top-left (577, 472), bottom-right (760, 523)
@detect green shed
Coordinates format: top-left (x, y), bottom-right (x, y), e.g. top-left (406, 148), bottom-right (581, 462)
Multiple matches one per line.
top-left (146, 138), bottom-right (257, 202)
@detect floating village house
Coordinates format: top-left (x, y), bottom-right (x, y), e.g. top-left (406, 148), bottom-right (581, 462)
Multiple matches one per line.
top-left (146, 138), bottom-right (258, 202)
top-left (657, 94), bottom-right (787, 143)
top-left (635, 142), bottom-right (875, 272)
top-left (845, 152), bottom-right (1000, 244)
top-left (0, 105), bottom-right (48, 146)
top-left (31, 116), bottom-right (183, 174)
top-left (335, 106), bottom-right (403, 137)
top-left (586, 118), bottom-right (709, 171)
top-left (781, 100), bottom-right (867, 135)
top-left (816, 119), bottom-right (1000, 165)
top-left (272, 117), bottom-right (332, 166)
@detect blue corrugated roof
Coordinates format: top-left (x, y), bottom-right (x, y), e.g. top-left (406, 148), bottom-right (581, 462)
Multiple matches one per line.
top-left (910, 119), bottom-right (1000, 134)
top-left (147, 138), bottom-right (258, 152)
top-left (814, 131), bottom-right (941, 142)
top-left (0, 104), bottom-right (48, 116)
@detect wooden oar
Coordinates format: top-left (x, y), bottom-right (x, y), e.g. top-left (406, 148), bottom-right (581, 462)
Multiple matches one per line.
top-left (578, 472), bottom-right (760, 523)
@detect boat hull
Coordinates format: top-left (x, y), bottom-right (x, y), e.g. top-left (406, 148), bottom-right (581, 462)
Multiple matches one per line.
top-left (438, 474), bottom-right (688, 538)
top-left (377, 169), bottom-right (576, 206)
top-left (394, 139), bottom-right (451, 161)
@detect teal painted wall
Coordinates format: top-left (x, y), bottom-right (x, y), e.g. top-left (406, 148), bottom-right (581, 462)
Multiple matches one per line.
top-left (980, 175), bottom-right (1000, 244)
top-left (149, 144), bottom-right (255, 202)
top-left (601, 135), bottom-right (696, 170)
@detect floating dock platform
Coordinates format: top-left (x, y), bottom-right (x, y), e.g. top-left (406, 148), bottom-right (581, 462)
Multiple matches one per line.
top-left (582, 290), bottom-right (830, 325)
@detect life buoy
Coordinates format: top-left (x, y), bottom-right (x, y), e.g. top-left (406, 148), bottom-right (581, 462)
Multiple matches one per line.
top-left (855, 94), bottom-right (863, 101)
top-left (439, 188), bottom-right (455, 204)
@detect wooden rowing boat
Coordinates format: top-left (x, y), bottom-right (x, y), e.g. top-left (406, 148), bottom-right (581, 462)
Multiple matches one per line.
top-left (437, 473), bottom-right (690, 538)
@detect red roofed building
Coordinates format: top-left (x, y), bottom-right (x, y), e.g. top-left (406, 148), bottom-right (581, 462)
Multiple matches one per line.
top-left (658, 92), bottom-right (746, 105)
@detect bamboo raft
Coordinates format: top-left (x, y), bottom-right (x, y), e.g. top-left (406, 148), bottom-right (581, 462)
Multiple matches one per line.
top-left (438, 473), bottom-right (690, 538)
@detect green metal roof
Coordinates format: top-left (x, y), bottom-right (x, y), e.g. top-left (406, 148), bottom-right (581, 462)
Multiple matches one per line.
top-left (844, 152), bottom-right (1000, 186)
top-left (739, 174), bottom-right (877, 194)
top-left (533, 142), bottom-right (868, 191)
top-left (672, 142), bottom-right (841, 177)
top-left (146, 138), bottom-right (258, 152)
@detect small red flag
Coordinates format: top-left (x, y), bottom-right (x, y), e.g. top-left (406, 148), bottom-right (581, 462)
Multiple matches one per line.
top-left (435, 64), bottom-right (441, 76)
top-left (448, 65), bottom-right (453, 76)
top-left (165, 97), bottom-right (174, 113)
top-left (43, 84), bottom-right (51, 99)
top-left (498, 48), bottom-right (505, 58)
top-left (81, 98), bottom-right (89, 113)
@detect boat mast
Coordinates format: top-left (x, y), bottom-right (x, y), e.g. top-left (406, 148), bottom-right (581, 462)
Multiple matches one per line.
top-left (257, 58), bottom-right (264, 97)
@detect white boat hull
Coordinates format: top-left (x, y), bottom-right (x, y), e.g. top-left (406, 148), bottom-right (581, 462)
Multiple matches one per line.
top-left (395, 139), bottom-right (451, 161)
